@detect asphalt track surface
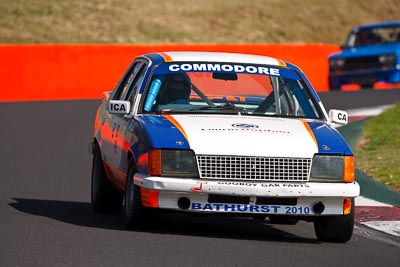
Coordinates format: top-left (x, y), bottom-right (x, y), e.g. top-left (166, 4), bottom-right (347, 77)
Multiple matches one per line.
top-left (1, 89), bottom-right (400, 267)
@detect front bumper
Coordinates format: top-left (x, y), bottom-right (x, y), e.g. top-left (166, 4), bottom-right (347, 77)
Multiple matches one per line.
top-left (329, 65), bottom-right (400, 88)
top-left (134, 174), bottom-right (360, 216)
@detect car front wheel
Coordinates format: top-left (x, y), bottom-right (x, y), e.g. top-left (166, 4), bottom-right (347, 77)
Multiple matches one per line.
top-left (313, 199), bottom-right (355, 243)
top-left (123, 166), bottom-right (159, 228)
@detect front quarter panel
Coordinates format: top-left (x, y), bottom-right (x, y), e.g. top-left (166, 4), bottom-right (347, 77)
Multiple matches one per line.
top-left (132, 115), bottom-right (192, 175)
top-left (307, 121), bottom-right (352, 155)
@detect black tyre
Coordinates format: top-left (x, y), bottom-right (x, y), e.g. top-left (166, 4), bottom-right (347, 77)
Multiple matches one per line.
top-left (123, 165), bottom-right (159, 228)
top-left (313, 199), bottom-right (355, 243)
top-left (91, 145), bottom-right (123, 213)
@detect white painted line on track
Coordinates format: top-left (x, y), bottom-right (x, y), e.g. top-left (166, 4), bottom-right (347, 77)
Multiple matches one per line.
top-left (354, 225), bottom-right (400, 247)
top-left (355, 197), bottom-right (400, 237)
top-left (361, 221), bottom-right (400, 237)
top-left (356, 196), bottom-right (392, 207)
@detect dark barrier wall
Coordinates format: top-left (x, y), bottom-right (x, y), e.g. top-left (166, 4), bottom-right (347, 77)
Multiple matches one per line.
top-left (0, 44), bottom-right (341, 102)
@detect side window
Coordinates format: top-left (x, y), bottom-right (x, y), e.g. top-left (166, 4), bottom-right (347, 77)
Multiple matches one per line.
top-left (123, 63), bottom-right (147, 103)
top-left (112, 61), bottom-right (143, 100)
top-left (118, 72), bottom-right (135, 100)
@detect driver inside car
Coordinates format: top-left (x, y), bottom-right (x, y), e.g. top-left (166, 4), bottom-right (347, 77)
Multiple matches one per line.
top-left (156, 73), bottom-right (192, 105)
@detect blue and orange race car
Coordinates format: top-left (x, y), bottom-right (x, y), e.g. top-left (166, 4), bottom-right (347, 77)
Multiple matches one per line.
top-left (90, 51), bottom-right (359, 242)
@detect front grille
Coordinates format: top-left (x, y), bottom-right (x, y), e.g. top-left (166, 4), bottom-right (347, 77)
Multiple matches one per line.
top-left (343, 56), bottom-right (381, 71)
top-left (196, 155), bottom-right (311, 181)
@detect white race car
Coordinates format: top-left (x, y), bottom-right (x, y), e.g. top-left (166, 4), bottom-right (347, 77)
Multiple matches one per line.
top-left (90, 51), bottom-right (360, 242)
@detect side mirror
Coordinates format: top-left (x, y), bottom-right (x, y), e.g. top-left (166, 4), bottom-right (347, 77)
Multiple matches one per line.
top-left (102, 91), bottom-right (112, 102)
top-left (329, 109), bottom-right (348, 125)
top-left (108, 100), bottom-right (131, 115)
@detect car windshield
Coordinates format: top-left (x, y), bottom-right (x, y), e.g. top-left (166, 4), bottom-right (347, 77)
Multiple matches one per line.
top-left (142, 62), bottom-right (322, 119)
top-left (346, 25), bottom-right (400, 47)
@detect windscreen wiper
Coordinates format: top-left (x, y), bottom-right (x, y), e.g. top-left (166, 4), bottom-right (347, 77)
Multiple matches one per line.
top-left (189, 102), bottom-right (245, 113)
top-left (155, 102), bottom-right (245, 114)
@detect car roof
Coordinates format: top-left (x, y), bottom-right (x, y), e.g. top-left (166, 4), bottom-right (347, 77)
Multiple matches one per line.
top-left (352, 20), bottom-right (400, 31)
top-left (143, 51), bottom-right (300, 71)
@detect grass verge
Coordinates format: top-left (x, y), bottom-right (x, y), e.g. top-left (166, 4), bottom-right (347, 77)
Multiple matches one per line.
top-left (0, 0), bottom-right (399, 44)
top-left (354, 103), bottom-right (400, 192)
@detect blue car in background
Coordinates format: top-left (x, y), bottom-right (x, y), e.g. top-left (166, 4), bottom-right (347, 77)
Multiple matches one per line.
top-left (328, 21), bottom-right (400, 90)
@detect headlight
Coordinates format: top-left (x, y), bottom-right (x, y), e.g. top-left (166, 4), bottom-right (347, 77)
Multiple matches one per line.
top-left (379, 54), bottom-right (396, 67)
top-left (149, 149), bottom-right (199, 178)
top-left (310, 155), bottom-right (354, 183)
top-left (329, 58), bottom-right (345, 70)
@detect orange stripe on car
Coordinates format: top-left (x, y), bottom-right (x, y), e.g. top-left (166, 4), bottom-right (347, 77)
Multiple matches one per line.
top-left (102, 91), bottom-right (111, 102)
top-left (301, 120), bottom-right (318, 147)
top-left (164, 114), bottom-right (190, 145)
top-left (159, 52), bottom-right (173, 62)
top-left (277, 59), bottom-right (287, 67)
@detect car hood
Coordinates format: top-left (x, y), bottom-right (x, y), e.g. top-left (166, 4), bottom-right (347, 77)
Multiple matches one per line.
top-left (142, 115), bottom-right (350, 158)
top-left (330, 43), bottom-right (400, 59)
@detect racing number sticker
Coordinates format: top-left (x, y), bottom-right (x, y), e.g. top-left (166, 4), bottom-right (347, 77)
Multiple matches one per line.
top-left (285, 206), bottom-right (310, 214)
